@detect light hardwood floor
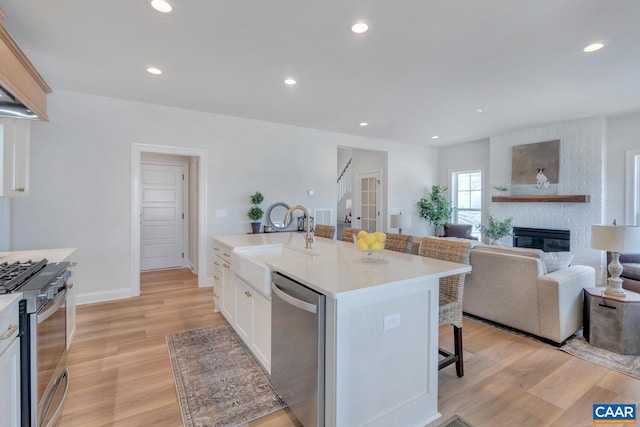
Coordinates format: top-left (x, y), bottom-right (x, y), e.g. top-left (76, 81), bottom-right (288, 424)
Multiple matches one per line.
top-left (56, 269), bottom-right (640, 427)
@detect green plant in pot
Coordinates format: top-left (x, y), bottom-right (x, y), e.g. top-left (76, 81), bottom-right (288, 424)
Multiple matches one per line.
top-left (417, 185), bottom-right (453, 236)
top-left (479, 215), bottom-right (514, 244)
top-left (247, 191), bottom-right (264, 234)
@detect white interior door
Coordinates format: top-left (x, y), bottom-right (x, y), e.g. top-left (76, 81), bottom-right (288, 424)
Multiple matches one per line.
top-left (141, 162), bottom-right (185, 270)
top-left (357, 172), bottom-right (381, 232)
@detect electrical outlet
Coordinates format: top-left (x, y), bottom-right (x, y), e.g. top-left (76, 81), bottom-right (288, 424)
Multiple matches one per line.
top-left (383, 313), bottom-right (400, 331)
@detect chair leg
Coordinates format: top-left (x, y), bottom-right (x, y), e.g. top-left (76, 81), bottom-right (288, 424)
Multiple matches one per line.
top-left (454, 325), bottom-right (463, 377)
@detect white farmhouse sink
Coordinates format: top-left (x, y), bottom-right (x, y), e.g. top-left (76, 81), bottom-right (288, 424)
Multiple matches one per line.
top-left (231, 245), bottom-right (320, 297)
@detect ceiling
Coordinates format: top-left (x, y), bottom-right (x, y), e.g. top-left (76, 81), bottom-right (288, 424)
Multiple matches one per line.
top-left (2, 0), bottom-right (640, 146)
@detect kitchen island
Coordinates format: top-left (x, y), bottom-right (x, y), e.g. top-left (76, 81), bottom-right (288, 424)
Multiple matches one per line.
top-left (212, 232), bottom-right (470, 427)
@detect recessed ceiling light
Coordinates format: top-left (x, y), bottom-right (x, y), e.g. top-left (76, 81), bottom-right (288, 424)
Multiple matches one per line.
top-left (351, 22), bottom-right (369, 34)
top-left (146, 67), bottom-right (162, 75)
top-left (150, 0), bottom-right (173, 13)
top-left (583, 42), bottom-right (604, 53)
top-left (284, 78), bottom-right (296, 85)
top-left (476, 108), bottom-right (484, 113)
top-left (359, 122), bottom-right (368, 127)
top-left (431, 135), bottom-right (440, 139)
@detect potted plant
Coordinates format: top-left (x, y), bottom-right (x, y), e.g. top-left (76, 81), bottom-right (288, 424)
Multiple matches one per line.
top-left (247, 191), bottom-right (264, 234)
top-left (417, 185), bottom-right (454, 236)
top-left (479, 215), bottom-right (514, 244)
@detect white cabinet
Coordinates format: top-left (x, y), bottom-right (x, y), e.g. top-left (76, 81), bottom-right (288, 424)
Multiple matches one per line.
top-left (0, 294), bottom-right (22, 427)
top-left (233, 274), bottom-right (271, 372)
top-left (251, 289), bottom-right (271, 371)
top-left (0, 118), bottom-right (30, 197)
top-left (234, 276), bottom-right (252, 343)
top-left (213, 241), bottom-right (234, 320)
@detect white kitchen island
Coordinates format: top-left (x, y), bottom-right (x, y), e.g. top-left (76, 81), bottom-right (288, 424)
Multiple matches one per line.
top-left (212, 232), bottom-right (470, 427)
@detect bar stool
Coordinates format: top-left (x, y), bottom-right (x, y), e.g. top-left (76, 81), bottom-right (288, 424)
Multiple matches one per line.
top-left (314, 224), bottom-right (335, 239)
top-left (418, 236), bottom-right (472, 377)
top-left (384, 233), bottom-right (413, 253)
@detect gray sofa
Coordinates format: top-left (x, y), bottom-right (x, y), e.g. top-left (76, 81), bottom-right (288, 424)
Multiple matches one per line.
top-left (462, 245), bottom-right (596, 345)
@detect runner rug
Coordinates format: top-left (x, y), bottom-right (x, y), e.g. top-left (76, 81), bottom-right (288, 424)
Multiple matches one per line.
top-left (166, 324), bottom-right (287, 427)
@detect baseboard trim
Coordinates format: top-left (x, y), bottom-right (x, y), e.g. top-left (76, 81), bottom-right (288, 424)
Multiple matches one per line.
top-left (76, 288), bottom-right (134, 305)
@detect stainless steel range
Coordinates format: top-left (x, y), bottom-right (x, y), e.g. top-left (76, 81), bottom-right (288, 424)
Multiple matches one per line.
top-left (0, 259), bottom-right (71, 427)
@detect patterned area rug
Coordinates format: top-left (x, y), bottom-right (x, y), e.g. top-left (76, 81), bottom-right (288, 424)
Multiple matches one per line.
top-left (166, 324), bottom-right (287, 427)
top-left (559, 335), bottom-right (640, 380)
top-left (438, 415), bottom-right (474, 427)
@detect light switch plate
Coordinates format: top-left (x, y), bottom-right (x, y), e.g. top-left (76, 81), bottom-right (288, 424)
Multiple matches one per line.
top-left (384, 313), bottom-right (401, 331)
top-left (308, 190), bottom-right (315, 197)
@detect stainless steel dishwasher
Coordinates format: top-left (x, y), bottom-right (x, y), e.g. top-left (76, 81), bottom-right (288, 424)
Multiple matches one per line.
top-left (271, 271), bottom-right (325, 427)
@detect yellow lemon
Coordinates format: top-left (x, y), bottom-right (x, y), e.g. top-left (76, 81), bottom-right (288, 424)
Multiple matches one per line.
top-left (356, 239), bottom-right (369, 251)
top-left (371, 241), bottom-right (383, 252)
top-left (365, 233), bottom-right (376, 245)
top-left (357, 230), bottom-right (368, 239)
top-left (374, 232), bottom-right (386, 243)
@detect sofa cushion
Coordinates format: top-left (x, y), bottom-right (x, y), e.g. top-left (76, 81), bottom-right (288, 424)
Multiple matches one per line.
top-left (473, 245), bottom-right (545, 259)
top-left (541, 251), bottom-right (575, 272)
top-left (622, 263), bottom-right (640, 281)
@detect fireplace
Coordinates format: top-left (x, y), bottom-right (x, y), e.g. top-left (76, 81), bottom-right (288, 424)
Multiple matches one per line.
top-left (512, 227), bottom-right (570, 252)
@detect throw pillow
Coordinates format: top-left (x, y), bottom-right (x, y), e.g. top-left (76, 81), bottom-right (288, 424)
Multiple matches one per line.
top-left (542, 252), bottom-right (575, 272)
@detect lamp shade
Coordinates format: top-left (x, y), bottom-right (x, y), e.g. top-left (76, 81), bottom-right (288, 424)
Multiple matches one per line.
top-left (345, 199), bottom-right (352, 209)
top-left (591, 225), bottom-right (640, 253)
top-left (390, 214), bottom-right (411, 230)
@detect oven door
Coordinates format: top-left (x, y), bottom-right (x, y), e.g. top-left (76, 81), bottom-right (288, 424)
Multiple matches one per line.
top-left (33, 289), bottom-right (68, 427)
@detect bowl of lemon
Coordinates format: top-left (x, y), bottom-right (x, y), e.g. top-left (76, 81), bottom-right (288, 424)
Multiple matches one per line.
top-left (353, 230), bottom-right (386, 260)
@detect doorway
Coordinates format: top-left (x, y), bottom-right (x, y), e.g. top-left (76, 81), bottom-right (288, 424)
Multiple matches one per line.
top-left (140, 159), bottom-right (188, 271)
top-left (356, 172), bottom-right (382, 232)
top-left (131, 144), bottom-right (208, 297)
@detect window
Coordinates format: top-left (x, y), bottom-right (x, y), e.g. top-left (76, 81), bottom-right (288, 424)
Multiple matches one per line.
top-left (452, 170), bottom-right (482, 238)
top-left (626, 150), bottom-right (640, 225)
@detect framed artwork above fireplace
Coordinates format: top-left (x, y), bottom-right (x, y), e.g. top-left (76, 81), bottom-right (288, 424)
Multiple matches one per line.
top-left (511, 139), bottom-right (560, 196)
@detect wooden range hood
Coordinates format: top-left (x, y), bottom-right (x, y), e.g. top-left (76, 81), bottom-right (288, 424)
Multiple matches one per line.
top-left (0, 7), bottom-right (51, 121)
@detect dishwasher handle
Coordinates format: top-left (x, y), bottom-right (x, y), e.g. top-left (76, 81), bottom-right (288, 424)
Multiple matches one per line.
top-left (271, 282), bottom-right (318, 314)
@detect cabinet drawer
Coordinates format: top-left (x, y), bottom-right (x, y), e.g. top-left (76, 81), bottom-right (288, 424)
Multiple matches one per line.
top-left (0, 294), bottom-right (21, 357)
top-left (213, 241), bottom-right (232, 264)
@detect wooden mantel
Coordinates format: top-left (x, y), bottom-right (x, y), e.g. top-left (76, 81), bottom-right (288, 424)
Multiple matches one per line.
top-left (0, 7), bottom-right (51, 121)
top-left (492, 195), bottom-right (590, 203)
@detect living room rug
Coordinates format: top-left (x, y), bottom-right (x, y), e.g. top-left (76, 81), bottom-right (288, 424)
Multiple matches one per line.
top-left (438, 414), bottom-right (474, 427)
top-left (166, 324), bottom-right (287, 427)
top-left (559, 335), bottom-right (640, 380)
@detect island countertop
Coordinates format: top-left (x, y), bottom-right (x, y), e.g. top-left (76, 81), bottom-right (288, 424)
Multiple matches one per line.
top-left (212, 232), bottom-right (470, 298)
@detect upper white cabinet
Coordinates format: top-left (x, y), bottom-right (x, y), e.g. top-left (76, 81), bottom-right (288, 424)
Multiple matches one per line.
top-left (0, 117), bottom-right (30, 197)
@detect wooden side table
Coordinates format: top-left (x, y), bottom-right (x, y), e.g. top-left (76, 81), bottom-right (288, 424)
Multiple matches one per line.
top-left (583, 287), bottom-right (640, 355)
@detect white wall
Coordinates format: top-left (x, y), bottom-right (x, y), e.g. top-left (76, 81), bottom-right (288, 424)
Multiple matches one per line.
top-left (607, 111), bottom-right (640, 225)
top-left (489, 117), bottom-right (606, 280)
top-left (437, 138), bottom-right (491, 229)
top-left (10, 90), bottom-right (438, 304)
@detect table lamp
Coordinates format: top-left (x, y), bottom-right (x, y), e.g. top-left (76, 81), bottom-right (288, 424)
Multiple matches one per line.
top-left (591, 222), bottom-right (640, 297)
top-left (390, 212), bottom-right (411, 235)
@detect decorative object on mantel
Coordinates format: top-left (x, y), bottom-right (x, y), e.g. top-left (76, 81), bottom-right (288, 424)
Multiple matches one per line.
top-left (591, 221), bottom-right (640, 297)
top-left (492, 195), bottom-right (590, 203)
top-left (247, 191), bottom-right (265, 234)
top-left (418, 185), bottom-right (453, 236)
top-left (493, 185), bottom-right (508, 196)
top-left (511, 139), bottom-right (560, 196)
top-left (479, 215), bottom-right (514, 245)
top-left (390, 212), bottom-right (411, 235)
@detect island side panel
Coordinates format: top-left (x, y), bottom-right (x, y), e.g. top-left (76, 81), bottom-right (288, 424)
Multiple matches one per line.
top-left (326, 277), bottom-right (440, 427)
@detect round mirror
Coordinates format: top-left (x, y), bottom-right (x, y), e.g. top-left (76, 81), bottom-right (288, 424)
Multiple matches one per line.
top-left (266, 202), bottom-right (292, 230)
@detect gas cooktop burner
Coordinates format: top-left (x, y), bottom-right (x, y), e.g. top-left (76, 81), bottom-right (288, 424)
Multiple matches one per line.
top-left (0, 259), bottom-right (48, 293)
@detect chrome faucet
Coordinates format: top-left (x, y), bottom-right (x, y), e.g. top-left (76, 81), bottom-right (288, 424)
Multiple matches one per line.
top-left (284, 205), bottom-right (314, 249)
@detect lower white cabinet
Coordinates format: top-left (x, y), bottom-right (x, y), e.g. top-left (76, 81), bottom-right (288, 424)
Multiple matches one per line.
top-left (221, 266), bottom-right (235, 322)
top-left (230, 274), bottom-right (271, 372)
top-left (0, 294), bottom-right (21, 427)
top-left (66, 261), bottom-right (77, 350)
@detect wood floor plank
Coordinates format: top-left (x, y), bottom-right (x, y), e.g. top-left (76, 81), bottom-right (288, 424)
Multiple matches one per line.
top-left (56, 269), bottom-right (640, 427)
